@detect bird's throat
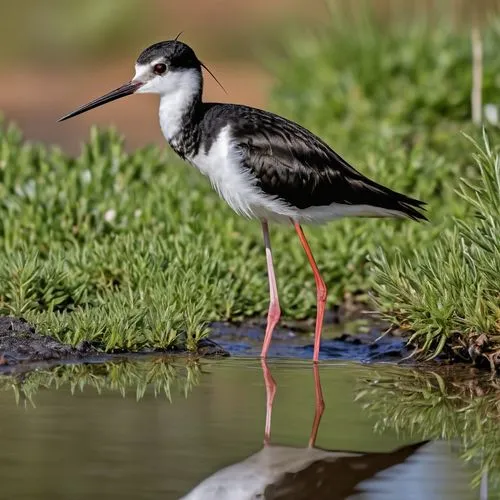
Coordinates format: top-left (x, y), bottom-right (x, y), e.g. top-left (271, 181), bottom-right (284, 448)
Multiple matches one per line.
top-left (159, 88), bottom-right (202, 160)
top-left (160, 90), bottom-right (200, 137)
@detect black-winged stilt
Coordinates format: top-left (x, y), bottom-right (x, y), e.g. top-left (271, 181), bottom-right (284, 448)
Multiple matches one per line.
top-left (59, 40), bottom-right (426, 362)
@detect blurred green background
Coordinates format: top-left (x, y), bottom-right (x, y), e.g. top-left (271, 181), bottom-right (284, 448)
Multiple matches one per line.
top-left (0, 0), bottom-right (323, 153)
top-left (0, 0), bottom-right (499, 154)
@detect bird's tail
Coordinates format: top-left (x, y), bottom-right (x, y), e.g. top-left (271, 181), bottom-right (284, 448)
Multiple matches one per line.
top-left (394, 193), bottom-right (428, 222)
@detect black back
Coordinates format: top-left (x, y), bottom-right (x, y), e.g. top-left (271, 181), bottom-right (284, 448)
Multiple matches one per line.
top-left (197, 103), bottom-right (426, 220)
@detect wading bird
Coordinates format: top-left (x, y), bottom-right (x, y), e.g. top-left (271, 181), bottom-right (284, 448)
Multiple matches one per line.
top-left (60, 39), bottom-right (426, 362)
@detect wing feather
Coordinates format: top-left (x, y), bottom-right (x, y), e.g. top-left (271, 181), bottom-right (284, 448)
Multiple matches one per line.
top-left (202, 104), bottom-right (426, 220)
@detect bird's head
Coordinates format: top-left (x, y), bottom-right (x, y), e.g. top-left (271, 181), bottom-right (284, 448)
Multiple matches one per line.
top-left (133, 40), bottom-right (202, 96)
top-left (59, 40), bottom-right (209, 122)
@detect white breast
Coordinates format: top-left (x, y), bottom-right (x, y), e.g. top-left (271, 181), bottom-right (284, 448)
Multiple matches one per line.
top-left (188, 125), bottom-right (294, 221)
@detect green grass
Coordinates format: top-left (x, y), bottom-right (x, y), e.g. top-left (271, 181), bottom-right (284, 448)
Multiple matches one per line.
top-left (269, 3), bottom-right (500, 152)
top-left (0, 116), bottom-right (461, 351)
top-left (0, 118), bottom-right (468, 352)
top-left (372, 132), bottom-right (500, 364)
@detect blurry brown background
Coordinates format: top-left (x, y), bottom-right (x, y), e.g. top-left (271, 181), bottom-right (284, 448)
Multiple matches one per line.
top-left (0, 0), bottom-right (498, 154)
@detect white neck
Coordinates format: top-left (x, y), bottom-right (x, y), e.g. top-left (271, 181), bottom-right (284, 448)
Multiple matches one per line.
top-left (158, 70), bottom-right (202, 142)
top-left (134, 62), bottom-right (202, 143)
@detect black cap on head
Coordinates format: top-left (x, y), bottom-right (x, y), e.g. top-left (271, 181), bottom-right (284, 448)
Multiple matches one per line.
top-left (136, 40), bottom-right (200, 70)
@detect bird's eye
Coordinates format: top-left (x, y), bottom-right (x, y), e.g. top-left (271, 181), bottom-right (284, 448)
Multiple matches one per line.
top-left (153, 63), bottom-right (167, 75)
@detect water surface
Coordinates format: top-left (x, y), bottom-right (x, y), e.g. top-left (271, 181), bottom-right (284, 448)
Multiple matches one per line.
top-left (0, 358), bottom-right (494, 499)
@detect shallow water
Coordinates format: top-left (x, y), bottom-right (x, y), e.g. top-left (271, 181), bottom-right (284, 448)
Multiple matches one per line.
top-left (0, 357), bottom-right (496, 499)
top-left (209, 320), bottom-right (408, 360)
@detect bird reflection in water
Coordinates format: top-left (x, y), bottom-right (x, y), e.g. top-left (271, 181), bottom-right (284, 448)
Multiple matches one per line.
top-left (181, 361), bottom-right (427, 499)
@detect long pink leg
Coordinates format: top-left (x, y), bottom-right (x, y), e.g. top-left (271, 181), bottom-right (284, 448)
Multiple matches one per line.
top-left (261, 359), bottom-right (277, 445)
top-left (260, 220), bottom-right (281, 359)
top-left (308, 362), bottom-right (325, 447)
top-left (293, 222), bottom-right (327, 363)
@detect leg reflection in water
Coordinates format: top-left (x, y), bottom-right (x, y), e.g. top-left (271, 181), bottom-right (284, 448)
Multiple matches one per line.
top-left (261, 358), bottom-right (325, 448)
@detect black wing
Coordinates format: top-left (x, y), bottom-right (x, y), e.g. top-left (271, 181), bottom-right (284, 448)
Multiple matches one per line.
top-left (202, 104), bottom-right (426, 221)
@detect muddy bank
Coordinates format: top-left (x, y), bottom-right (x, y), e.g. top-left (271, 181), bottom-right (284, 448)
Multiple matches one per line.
top-left (0, 314), bottom-right (432, 374)
top-left (0, 317), bottom-right (95, 366)
top-left (0, 317), bottom-right (228, 373)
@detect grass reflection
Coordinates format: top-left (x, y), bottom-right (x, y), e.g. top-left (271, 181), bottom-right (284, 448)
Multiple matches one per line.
top-left (0, 357), bottom-right (202, 407)
top-left (357, 365), bottom-right (500, 491)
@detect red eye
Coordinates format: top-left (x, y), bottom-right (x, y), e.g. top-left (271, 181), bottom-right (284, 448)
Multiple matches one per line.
top-left (153, 63), bottom-right (167, 75)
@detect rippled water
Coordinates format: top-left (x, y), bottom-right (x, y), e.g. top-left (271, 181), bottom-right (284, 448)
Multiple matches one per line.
top-left (0, 357), bottom-right (495, 499)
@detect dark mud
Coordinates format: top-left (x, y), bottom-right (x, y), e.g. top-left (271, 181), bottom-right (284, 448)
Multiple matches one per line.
top-left (0, 317), bottom-right (228, 374)
top-left (0, 317), bottom-right (96, 365)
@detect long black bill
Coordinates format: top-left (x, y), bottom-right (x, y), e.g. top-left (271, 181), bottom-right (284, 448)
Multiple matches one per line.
top-left (58, 81), bottom-right (142, 122)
